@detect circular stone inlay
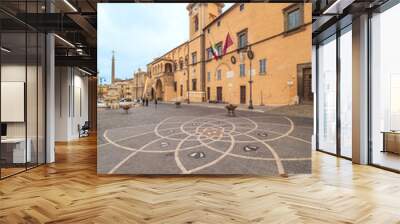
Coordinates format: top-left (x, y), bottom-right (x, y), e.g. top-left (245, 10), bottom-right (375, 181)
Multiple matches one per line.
top-left (243, 145), bottom-right (259, 152)
top-left (188, 152), bottom-right (206, 159)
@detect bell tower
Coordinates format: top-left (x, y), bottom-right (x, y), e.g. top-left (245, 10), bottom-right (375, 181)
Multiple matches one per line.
top-left (111, 50), bottom-right (115, 84)
top-left (187, 3), bottom-right (224, 40)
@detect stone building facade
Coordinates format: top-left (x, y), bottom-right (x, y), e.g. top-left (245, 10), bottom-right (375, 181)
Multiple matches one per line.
top-left (143, 3), bottom-right (312, 106)
top-left (100, 70), bottom-right (148, 105)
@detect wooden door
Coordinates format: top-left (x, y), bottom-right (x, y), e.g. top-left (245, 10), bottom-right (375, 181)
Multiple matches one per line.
top-left (216, 87), bottom-right (223, 103)
top-left (303, 68), bottom-right (313, 102)
top-left (240, 86), bottom-right (246, 104)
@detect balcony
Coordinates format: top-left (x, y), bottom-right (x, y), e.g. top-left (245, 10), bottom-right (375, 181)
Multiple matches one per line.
top-left (154, 71), bottom-right (174, 78)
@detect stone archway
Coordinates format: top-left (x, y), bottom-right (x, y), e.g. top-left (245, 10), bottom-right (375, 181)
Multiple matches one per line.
top-left (214, 61), bottom-right (232, 74)
top-left (151, 88), bottom-right (155, 100)
top-left (155, 79), bottom-right (163, 101)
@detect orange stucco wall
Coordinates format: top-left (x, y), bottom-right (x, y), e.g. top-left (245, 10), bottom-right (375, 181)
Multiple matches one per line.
top-left (145, 3), bottom-right (311, 106)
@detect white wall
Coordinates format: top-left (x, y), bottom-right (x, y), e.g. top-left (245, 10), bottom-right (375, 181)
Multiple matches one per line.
top-left (1, 65), bottom-right (26, 138)
top-left (1, 65), bottom-right (36, 138)
top-left (55, 67), bottom-right (89, 141)
top-left (1, 63), bottom-right (46, 164)
top-left (55, 66), bottom-right (69, 141)
top-left (71, 72), bottom-right (89, 138)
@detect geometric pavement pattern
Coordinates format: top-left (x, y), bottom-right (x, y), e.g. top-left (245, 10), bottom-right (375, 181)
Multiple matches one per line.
top-left (98, 109), bottom-right (312, 175)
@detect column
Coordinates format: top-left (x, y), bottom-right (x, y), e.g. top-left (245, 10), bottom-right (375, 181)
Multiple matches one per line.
top-left (352, 14), bottom-right (369, 164)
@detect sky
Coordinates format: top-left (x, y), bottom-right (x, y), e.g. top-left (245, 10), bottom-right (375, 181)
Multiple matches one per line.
top-left (97, 3), bottom-right (233, 84)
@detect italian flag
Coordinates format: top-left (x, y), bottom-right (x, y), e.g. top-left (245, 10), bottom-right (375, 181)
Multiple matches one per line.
top-left (209, 33), bottom-right (233, 61)
top-left (210, 42), bottom-right (219, 60)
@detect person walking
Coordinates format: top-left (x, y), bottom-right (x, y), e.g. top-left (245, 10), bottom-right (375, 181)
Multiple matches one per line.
top-left (145, 98), bottom-right (149, 107)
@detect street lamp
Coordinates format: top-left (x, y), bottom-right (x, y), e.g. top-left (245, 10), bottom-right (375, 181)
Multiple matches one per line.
top-left (247, 46), bottom-right (254, 110)
top-left (187, 77), bottom-right (190, 104)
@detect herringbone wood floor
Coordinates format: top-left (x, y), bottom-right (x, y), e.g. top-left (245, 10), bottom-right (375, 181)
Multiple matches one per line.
top-left (1, 135), bottom-right (400, 224)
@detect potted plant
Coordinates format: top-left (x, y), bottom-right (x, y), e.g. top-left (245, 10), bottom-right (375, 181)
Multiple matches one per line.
top-left (225, 103), bottom-right (237, 116)
top-left (121, 104), bottom-right (131, 114)
top-left (175, 101), bottom-right (181, 108)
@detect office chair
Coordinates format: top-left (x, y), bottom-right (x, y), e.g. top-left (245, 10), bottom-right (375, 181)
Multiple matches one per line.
top-left (79, 121), bottom-right (90, 138)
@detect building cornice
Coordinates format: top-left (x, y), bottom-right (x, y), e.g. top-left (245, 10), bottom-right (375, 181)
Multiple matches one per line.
top-left (203, 3), bottom-right (239, 30)
top-left (149, 41), bottom-right (189, 65)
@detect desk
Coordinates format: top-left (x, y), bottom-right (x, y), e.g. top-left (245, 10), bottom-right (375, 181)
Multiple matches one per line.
top-left (1, 138), bottom-right (31, 163)
top-left (382, 131), bottom-right (400, 155)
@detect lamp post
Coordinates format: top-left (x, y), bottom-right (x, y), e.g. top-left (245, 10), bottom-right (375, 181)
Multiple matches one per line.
top-left (187, 64), bottom-right (190, 104)
top-left (186, 46), bottom-right (190, 104)
top-left (247, 46), bottom-right (254, 110)
top-left (187, 77), bottom-right (190, 104)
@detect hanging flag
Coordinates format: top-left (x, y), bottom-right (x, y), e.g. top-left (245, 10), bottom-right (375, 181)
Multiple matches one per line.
top-left (209, 41), bottom-right (219, 60)
top-left (223, 33), bottom-right (233, 55)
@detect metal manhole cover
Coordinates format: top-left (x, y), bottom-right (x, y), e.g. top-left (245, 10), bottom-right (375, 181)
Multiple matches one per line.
top-left (188, 152), bottom-right (205, 159)
top-left (243, 145), bottom-right (259, 152)
top-left (257, 132), bottom-right (268, 137)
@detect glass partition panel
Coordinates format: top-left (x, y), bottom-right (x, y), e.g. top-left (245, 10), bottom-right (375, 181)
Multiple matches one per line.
top-left (339, 26), bottom-right (352, 158)
top-left (317, 35), bottom-right (337, 154)
top-left (0, 1), bottom-right (46, 179)
top-left (371, 4), bottom-right (400, 171)
top-left (1, 31), bottom-right (27, 177)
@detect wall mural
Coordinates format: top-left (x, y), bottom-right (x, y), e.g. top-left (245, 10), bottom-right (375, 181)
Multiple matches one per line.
top-left (97, 3), bottom-right (312, 176)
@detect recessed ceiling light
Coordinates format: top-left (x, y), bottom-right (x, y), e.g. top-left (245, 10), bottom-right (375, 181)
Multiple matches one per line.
top-left (63, 0), bottom-right (78, 12)
top-left (78, 67), bottom-right (92, 76)
top-left (54, 34), bottom-right (75, 48)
